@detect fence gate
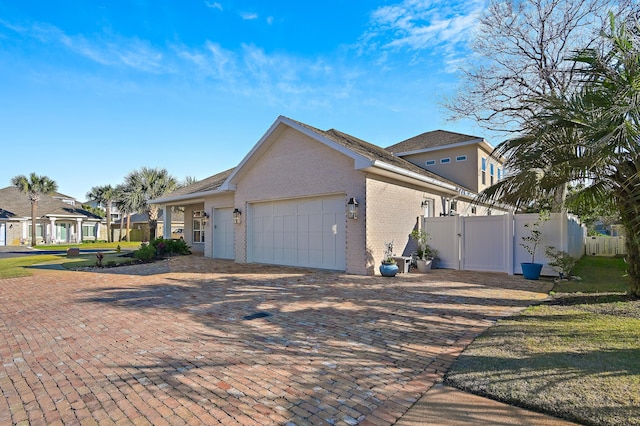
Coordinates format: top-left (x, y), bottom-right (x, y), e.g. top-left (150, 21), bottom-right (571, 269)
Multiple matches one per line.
top-left (424, 212), bottom-right (585, 276)
top-left (0, 223), bottom-right (5, 246)
top-left (460, 215), bottom-right (511, 273)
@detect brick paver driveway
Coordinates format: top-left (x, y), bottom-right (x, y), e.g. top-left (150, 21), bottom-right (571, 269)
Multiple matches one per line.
top-left (0, 256), bottom-right (552, 425)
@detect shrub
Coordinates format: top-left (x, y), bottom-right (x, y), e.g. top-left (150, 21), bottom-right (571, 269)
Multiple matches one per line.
top-left (134, 244), bottom-right (156, 261)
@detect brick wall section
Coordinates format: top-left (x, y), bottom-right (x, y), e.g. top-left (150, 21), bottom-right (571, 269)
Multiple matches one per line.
top-left (233, 127), bottom-right (367, 274)
top-left (366, 176), bottom-right (429, 274)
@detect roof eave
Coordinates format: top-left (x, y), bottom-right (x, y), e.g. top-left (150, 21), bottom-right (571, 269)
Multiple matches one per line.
top-left (150, 189), bottom-right (230, 205)
top-left (366, 161), bottom-right (472, 197)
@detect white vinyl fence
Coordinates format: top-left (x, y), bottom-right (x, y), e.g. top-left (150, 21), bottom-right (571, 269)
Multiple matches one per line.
top-left (585, 236), bottom-right (626, 256)
top-left (424, 212), bottom-right (586, 276)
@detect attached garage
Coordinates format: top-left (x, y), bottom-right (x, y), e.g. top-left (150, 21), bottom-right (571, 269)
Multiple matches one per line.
top-left (213, 207), bottom-right (235, 259)
top-left (249, 195), bottom-right (346, 270)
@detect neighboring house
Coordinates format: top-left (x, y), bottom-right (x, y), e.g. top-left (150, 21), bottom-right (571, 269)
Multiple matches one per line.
top-left (0, 187), bottom-right (105, 246)
top-left (152, 116), bottom-right (505, 275)
top-left (110, 209), bottom-right (185, 242)
top-left (83, 200), bottom-right (123, 223)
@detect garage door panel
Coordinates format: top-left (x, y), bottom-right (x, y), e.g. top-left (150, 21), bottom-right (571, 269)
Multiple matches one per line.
top-left (250, 195), bottom-right (346, 270)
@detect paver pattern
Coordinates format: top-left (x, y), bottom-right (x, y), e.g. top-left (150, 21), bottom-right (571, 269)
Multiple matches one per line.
top-left (0, 256), bottom-right (552, 425)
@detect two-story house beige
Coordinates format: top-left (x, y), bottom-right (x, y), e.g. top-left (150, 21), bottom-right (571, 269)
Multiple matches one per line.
top-left (152, 116), bottom-right (506, 275)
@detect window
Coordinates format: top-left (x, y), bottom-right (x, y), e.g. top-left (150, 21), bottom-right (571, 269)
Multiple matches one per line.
top-left (490, 163), bottom-right (495, 185)
top-left (498, 168), bottom-right (502, 180)
top-left (456, 155), bottom-right (467, 162)
top-left (481, 157), bottom-right (487, 185)
top-left (28, 224), bottom-right (44, 238)
top-left (82, 224), bottom-right (96, 238)
top-left (425, 160), bottom-right (436, 166)
top-left (450, 201), bottom-right (457, 212)
top-left (440, 158), bottom-right (451, 164)
top-left (193, 210), bottom-right (205, 243)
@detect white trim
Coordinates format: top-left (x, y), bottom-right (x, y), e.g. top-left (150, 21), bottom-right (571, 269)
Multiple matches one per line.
top-left (455, 155), bottom-right (467, 162)
top-left (440, 157), bottom-right (451, 164)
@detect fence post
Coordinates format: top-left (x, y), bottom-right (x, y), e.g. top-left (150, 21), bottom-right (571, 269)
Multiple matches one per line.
top-left (505, 211), bottom-right (514, 275)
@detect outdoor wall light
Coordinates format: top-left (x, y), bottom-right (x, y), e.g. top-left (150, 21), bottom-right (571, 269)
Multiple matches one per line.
top-left (233, 208), bottom-right (242, 224)
top-left (421, 200), bottom-right (429, 208)
top-left (202, 212), bottom-right (209, 218)
top-left (347, 197), bottom-right (358, 220)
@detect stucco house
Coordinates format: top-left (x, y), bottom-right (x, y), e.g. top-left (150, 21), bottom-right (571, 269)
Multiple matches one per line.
top-left (0, 187), bottom-right (105, 246)
top-left (152, 116), bottom-right (505, 275)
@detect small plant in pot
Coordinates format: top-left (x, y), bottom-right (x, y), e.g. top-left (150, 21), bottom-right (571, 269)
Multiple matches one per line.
top-left (379, 241), bottom-right (399, 277)
top-left (520, 211), bottom-right (549, 280)
top-left (410, 229), bottom-right (437, 273)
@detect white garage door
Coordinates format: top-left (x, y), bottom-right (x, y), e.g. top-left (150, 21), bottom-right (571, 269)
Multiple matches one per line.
top-left (0, 223), bottom-right (5, 246)
top-left (250, 195), bottom-right (346, 270)
top-left (213, 208), bottom-right (235, 259)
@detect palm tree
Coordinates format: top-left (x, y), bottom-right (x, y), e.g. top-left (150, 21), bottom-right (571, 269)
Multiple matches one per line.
top-left (480, 14), bottom-right (640, 296)
top-left (11, 173), bottom-right (58, 247)
top-left (114, 183), bottom-right (135, 242)
top-left (123, 167), bottom-right (178, 240)
top-left (86, 185), bottom-right (116, 243)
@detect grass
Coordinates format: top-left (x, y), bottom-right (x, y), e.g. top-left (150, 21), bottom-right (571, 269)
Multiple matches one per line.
top-left (36, 241), bottom-right (143, 250)
top-left (445, 255), bottom-right (640, 426)
top-left (553, 255), bottom-right (629, 293)
top-left (0, 249), bottom-right (139, 279)
top-left (0, 255), bottom-right (67, 278)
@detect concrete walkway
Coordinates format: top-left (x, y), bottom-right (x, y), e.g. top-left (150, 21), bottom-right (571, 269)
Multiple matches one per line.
top-left (0, 256), bottom-right (576, 425)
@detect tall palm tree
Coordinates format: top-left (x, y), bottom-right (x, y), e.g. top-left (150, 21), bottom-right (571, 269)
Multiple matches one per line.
top-left (114, 183), bottom-right (135, 242)
top-left (480, 14), bottom-right (640, 296)
top-left (11, 173), bottom-right (58, 247)
top-left (86, 185), bottom-right (116, 243)
top-left (123, 167), bottom-right (177, 241)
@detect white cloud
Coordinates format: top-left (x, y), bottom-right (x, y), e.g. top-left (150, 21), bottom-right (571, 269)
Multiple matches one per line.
top-left (266, 16), bottom-right (274, 25)
top-left (2, 20), bottom-right (167, 73)
top-left (362, 0), bottom-right (484, 65)
top-left (240, 12), bottom-right (258, 20)
top-left (204, 1), bottom-right (223, 11)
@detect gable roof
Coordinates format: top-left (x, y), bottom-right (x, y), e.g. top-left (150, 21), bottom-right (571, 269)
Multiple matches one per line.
top-left (153, 116), bottom-right (477, 205)
top-left (222, 116), bottom-right (468, 193)
top-left (386, 130), bottom-right (488, 155)
top-left (151, 168), bottom-right (235, 205)
top-left (0, 186), bottom-right (102, 220)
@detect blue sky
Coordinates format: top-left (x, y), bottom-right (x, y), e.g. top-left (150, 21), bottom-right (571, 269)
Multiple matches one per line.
top-left (0, 0), bottom-right (489, 201)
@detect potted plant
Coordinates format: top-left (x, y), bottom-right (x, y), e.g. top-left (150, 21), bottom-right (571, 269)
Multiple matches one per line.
top-left (379, 241), bottom-right (399, 277)
top-left (410, 229), bottom-right (438, 273)
top-left (520, 212), bottom-right (549, 280)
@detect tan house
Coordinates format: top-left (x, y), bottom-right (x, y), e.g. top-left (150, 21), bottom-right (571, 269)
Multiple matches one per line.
top-left (0, 187), bottom-right (106, 246)
top-left (152, 116), bottom-right (505, 275)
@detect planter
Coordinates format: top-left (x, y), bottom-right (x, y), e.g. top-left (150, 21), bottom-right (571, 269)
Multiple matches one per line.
top-left (521, 262), bottom-right (543, 280)
top-left (380, 262), bottom-right (399, 277)
top-left (416, 259), bottom-right (433, 273)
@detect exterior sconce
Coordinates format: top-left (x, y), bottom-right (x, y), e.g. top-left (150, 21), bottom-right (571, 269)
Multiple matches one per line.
top-left (421, 200), bottom-right (429, 208)
top-left (347, 198), bottom-right (358, 220)
top-left (233, 208), bottom-right (242, 224)
top-left (202, 212), bottom-right (209, 218)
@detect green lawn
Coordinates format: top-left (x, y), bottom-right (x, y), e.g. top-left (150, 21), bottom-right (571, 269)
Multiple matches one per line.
top-left (0, 249), bottom-right (139, 279)
top-left (36, 241), bottom-right (142, 250)
top-left (445, 256), bottom-right (640, 426)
